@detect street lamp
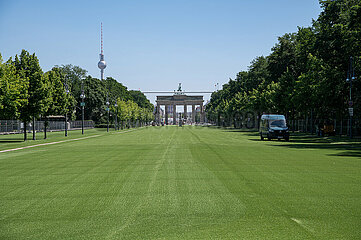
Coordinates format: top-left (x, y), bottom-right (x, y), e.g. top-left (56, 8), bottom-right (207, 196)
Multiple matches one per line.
top-left (114, 101), bottom-right (118, 131)
top-left (80, 80), bottom-right (86, 135)
top-left (106, 94), bottom-right (110, 132)
top-left (346, 56), bottom-right (356, 138)
top-left (64, 76), bottom-right (70, 137)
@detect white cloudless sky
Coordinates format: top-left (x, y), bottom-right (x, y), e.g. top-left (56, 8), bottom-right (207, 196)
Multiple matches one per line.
top-left (0, 0), bottom-right (322, 103)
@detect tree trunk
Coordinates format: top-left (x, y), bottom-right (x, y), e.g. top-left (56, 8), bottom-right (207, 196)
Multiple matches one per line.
top-left (44, 119), bottom-right (47, 139)
top-left (311, 109), bottom-right (313, 134)
top-left (65, 113), bottom-right (68, 137)
top-left (24, 121), bottom-right (27, 141)
top-left (32, 116), bottom-right (36, 140)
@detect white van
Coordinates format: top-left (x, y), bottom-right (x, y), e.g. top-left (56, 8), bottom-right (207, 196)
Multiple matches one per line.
top-left (259, 114), bottom-right (289, 141)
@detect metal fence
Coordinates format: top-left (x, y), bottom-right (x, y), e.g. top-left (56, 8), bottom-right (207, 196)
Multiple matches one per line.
top-left (211, 114), bottom-right (360, 137)
top-left (288, 118), bottom-right (361, 136)
top-left (0, 120), bottom-right (94, 134)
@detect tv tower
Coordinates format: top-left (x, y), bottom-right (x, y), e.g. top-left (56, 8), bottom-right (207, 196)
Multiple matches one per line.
top-left (98, 23), bottom-right (106, 80)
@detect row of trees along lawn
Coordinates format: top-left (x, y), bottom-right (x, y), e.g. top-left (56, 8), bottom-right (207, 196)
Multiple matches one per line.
top-left (0, 50), bottom-right (154, 140)
top-left (206, 0), bottom-right (360, 127)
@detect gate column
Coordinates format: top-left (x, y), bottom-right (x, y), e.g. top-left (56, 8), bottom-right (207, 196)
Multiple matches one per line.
top-left (156, 104), bottom-right (160, 124)
top-left (165, 105), bottom-right (169, 125)
top-left (173, 105), bottom-right (177, 125)
top-left (184, 105), bottom-right (187, 122)
top-left (192, 105), bottom-right (196, 123)
top-left (200, 104), bottom-right (204, 123)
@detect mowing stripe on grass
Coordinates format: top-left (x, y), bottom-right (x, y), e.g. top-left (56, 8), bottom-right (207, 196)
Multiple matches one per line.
top-left (0, 128), bottom-right (144, 154)
top-left (1, 126), bottom-right (360, 239)
top-left (0, 135), bottom-right (101, 153)
top-left (111, 127), bottom-right (144, 135)
top-left (107, 127), bottom-right (177, 238)
top-left (291, 218), bottom-right (315, 234)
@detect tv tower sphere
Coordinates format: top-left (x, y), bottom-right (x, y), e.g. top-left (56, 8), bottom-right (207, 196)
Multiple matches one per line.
top-left (98, 59), bottom-right (106, 69)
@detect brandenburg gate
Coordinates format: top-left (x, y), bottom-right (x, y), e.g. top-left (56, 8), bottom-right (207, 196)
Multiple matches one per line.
top-left (155, 85), bottom-right (204, 125)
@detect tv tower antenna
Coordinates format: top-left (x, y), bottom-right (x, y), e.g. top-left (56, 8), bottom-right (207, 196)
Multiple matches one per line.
top-left (98, 22), bottom-right (107, 80)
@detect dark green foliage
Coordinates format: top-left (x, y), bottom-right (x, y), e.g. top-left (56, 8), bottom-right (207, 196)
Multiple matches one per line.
top-left (57, 64), bottom-right (87, 87)
top-left (0, 52), bottom-right (154, 138)
top-left (10, 50), bottom-right (51, 140)
top-left (0, 54), bottom-right (28, 119)
top-left (129, 90), bottom-right (154, 111)
top-left (81, 76), bottom-right (107, 122)
top-left (44, 67), bottom-right (75, 117)
top-left (207, 0), bottom-right (361, 124)
top-left (104, 77), bottom-right (131, 102)
top-left (57, 66), bottom-right (153, 124)
top-left (13, 50), bottom-right (50, 123)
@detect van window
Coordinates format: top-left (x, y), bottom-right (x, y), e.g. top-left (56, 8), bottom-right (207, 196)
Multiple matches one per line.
top-left (269, 119), bottom-right (286, 128)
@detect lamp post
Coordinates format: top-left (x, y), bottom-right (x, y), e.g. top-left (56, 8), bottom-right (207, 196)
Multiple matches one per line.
top-left (80, 79), bottom-right (85, 135)
top-left (114, 101), bottom-right (118, 131)
top-left (64, 76), bottom-right (70, 137)
top-left (106, 93), bottom-right (110, 132)
top-left (346, 56), bottom-right (355, 138)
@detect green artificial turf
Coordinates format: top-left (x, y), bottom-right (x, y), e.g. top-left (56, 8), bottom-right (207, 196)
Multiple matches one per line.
top-left (0, 126), bottom-right (360, 239)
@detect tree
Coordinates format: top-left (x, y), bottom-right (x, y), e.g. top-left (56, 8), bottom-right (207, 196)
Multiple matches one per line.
top-left (208, 0), bottom-right (361, 129)
top-left (82, 76), bottom-right (107, 122)
top-left (105, 77), bottom-right (131, 102)
top-left (129, 90), bottom-right (153, 111)
top-left (57, 64), bottom-right (87, 88)
top-left (314, 0), bottom-right (361, 119)
top-left (42, 67), bottom-right (75, 138)
top-left (13, 50), bottom-right (50, 141)
top-left (0, 54), bottom-right (28, 120)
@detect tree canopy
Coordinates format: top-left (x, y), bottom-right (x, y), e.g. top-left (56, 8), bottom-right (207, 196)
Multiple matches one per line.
top-left (207, 0), bottom-right (361, 125)
top-left (0, 51), bottom-right (154, 139)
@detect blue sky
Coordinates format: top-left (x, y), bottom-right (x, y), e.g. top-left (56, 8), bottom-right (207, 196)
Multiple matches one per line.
top-left (0, 0), bottom-right (322, 103)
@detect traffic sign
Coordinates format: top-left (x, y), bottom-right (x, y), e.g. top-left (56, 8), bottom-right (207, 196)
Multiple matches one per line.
top-left (80, 102), bottom-right (85, 107)
top-left (349, 107), bottom-right (354, 116)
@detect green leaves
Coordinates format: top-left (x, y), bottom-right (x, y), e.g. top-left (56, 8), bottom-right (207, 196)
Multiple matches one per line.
top-left (1, 50), bottom-right (154, 134)
top-left (113, 99), bottom-right (152, 127)
top-left (0, 56), bottom-right (28, 119)
top-left (208, 0), bottom-right (361, 123)
top-left (51, 66), bottom-right (154, 124)
top-left (44, 67), bottom-right (75, 117)
top-left (12, 50), bottom-right (49, 122)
